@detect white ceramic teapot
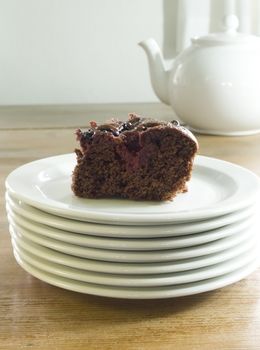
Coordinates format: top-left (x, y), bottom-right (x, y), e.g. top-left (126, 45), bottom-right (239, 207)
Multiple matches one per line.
top-left (139, 15), bottom-right (260, 135)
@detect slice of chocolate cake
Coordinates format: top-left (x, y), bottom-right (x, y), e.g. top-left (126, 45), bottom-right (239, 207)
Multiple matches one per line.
top-left (72, 113), bottom-right (198, 201)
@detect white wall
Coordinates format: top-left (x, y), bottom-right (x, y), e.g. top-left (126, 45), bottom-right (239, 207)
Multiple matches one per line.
top-left (1, 0), bottom-right (259, 105)
top-left (0, 0), bottom-right (170, 105)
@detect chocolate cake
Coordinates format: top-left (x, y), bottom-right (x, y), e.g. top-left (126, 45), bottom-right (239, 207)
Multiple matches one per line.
top-left (72, 113), bottom-right (198, 201)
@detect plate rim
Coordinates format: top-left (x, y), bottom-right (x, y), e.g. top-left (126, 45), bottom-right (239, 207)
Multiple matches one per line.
top-left (6, 192), bottom-right (257, 237)
top-left (5, 154), bottom-right (260, 224)
top-left (9, 222), bottom-right (257, 263)
top-left (12, 239), bottom-right (259, 287)
top-left (12, 230), bottom-right (258, 275)
top-left (13, 249), bottom-right (260, 299)
top-left (7, 208), bottom-right (257, 251)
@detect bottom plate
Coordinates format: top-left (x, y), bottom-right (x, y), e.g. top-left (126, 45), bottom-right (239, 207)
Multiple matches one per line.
top-left (12, 238), bottom-right (259, 287)
top-left (13, 250), bottom-right (260, 299)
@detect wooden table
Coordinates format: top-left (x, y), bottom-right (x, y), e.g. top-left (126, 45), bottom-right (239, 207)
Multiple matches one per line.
top-left (1, 103), bottom-right (260, 350)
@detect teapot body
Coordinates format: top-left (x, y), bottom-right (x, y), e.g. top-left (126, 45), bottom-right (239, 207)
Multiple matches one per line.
top-left (169, 43), bottom-right (260, 135)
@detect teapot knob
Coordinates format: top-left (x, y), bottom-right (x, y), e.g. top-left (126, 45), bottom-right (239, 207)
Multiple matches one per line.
top-left (223, 14), bottom-right (239, 34)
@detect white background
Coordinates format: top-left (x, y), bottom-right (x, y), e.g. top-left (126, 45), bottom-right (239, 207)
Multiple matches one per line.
top-left (0, 0), bottom-right (170, 105)
top-left (0, 0), bottom-right (259, 105)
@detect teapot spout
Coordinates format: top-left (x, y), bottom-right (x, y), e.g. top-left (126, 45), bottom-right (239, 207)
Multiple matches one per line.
top-left (139, 38), bottom-right (171, 105)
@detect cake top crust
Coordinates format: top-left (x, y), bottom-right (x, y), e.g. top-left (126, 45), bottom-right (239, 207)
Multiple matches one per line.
top-left (76, 113), bottom-right (198, 147)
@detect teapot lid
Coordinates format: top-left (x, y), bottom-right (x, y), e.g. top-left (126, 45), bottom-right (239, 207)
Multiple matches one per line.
top-left (192, 14), bottom-right (260, 46)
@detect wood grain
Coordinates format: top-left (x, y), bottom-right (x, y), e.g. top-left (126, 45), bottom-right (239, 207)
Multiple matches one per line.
top-left (0, 103), bottom-right (259, 350)
top-left (0, 103), bottom-right (175, 130)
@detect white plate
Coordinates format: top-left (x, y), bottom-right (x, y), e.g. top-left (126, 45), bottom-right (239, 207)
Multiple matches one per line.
top-left (12, 230), bottom-right (258, 275)
top-left (9, 222), bottom-right (257, 263)
top-left (12, 240), bottom-right (259, 287)
top-left (6, 193), bottom-right (257, 238)
top-left (13, 251), bottom-right (260, 299)
top-left (5, 154), bottom-right (260, 224)
top-left (7, 209), bottom-right (256, 251)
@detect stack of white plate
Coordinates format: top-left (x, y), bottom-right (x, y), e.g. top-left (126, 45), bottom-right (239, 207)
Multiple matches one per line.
top-left (5, 154), bottom-right (260, 299)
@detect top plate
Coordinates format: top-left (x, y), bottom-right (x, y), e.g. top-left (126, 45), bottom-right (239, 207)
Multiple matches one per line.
top-left (5, 154), bottom-right (260, 225)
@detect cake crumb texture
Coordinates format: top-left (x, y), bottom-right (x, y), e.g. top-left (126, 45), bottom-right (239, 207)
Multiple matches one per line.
top-left (72, 114), bottom-right (198, 201)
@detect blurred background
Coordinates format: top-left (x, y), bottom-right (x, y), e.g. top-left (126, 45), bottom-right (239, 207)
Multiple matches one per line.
top-left (1, 0), bottom-right (260, 106)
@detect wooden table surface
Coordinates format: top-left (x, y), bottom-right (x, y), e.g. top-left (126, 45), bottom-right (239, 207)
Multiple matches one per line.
top-left (1, 103), bottom-right (260, 350)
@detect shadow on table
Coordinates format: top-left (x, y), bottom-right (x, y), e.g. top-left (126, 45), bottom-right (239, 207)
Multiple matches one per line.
top-left (64, 288), bottom-right (219, 319)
